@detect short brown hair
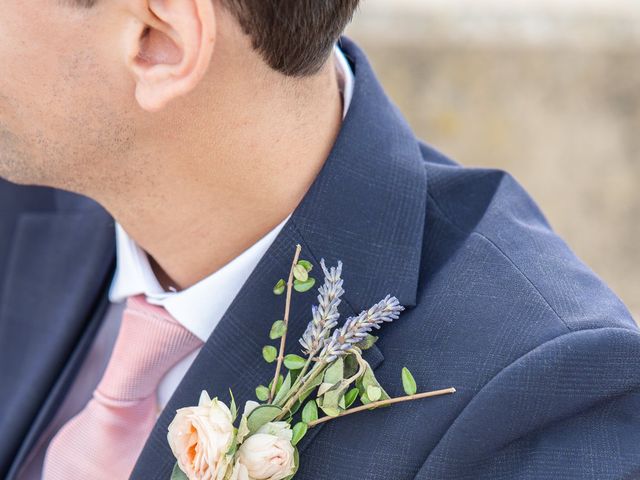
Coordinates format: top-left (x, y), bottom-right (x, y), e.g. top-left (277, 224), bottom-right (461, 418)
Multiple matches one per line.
top-left (221, 1), bottom-right (360, 76)
top-left (71, 0), bottom-right (360, 77)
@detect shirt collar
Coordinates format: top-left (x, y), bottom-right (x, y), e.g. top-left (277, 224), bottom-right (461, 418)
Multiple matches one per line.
top-left (107, 44), bottom-right (355, 341)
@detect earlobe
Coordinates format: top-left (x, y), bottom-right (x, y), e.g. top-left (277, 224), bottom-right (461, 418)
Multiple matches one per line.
top-left (128, 0), bottom-right (216, 112)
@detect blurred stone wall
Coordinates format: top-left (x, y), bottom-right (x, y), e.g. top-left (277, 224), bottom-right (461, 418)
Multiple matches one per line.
top-left (347, 0), bottom-right (639, 322)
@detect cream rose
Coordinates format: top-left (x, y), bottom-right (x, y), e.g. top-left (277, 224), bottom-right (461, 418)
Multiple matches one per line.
top-left (234, 422), bottom-right (296, 480)
top-left (167, 390), bottom-right (235, 480)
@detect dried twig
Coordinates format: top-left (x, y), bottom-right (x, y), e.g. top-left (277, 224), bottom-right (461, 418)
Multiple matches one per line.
top-left (307, 387), bottom-right (457, 427)
top-left (268, 244), bottom-right (302, 403)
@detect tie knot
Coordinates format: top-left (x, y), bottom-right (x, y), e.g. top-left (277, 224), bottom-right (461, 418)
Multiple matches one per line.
top-left (96, 294), bottom-right (203, 403)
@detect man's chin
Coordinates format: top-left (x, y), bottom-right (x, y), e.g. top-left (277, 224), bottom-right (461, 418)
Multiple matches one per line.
top-left (0, 159), bottom-right (43, 187)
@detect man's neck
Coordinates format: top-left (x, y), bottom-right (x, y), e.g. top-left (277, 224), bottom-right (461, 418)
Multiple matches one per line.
top-left (97, 51), bottom-right (344, 291)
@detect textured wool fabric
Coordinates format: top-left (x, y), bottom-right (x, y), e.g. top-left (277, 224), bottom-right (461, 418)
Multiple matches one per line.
top-left (41, 295), bottom-right (202, 479)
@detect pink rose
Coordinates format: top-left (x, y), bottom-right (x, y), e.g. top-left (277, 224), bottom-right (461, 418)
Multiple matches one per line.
top-left (167, 391), bottom-right (234, 480)
top-left (233, 422), bottom-right (296, 480)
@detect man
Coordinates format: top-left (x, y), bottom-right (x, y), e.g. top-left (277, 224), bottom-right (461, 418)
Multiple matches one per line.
top-left (0, 1), bottom-right (638, 479)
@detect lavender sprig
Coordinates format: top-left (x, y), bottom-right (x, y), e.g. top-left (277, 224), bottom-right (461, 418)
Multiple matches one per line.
top-left (299, 259), bottom-right (345, 355)
top-left (320, 294), bottom-right (405, 362)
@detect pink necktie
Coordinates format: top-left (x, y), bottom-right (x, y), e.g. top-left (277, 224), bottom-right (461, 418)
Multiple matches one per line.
top-left (42, 294), bottom-right (203, 480)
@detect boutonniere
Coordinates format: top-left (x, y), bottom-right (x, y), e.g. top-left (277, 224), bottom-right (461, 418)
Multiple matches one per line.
top-left (167, 245), bottom-right (456, 480)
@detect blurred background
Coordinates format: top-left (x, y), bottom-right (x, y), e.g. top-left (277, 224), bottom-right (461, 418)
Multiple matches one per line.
top-left (347, 0), bottom-right (639, 323)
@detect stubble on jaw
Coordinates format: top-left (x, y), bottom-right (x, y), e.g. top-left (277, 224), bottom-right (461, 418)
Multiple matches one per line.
top-left (0, 124), bottom-right (28, 185)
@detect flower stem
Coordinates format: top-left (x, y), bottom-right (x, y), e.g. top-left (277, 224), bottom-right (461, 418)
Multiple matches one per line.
top-left (278, 361), bottom-right (327, 418)
top-left (307, 387), bottom-right (457, 428)
top-left (275, 351), bottom-right (316, 407)
top-left (268, 244), bottom-right (302, 403)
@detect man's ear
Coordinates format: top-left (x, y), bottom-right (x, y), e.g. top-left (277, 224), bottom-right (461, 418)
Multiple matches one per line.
top-left (126, 0), bottom-right (215, 112)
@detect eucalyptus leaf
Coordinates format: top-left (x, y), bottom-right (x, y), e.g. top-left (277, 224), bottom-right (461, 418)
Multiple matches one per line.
top-left (291, 422), bottom-right (308, 446)
top-left (319, 378), bottom-right (351, 417)
top-left (297, 259), bottom-right (313, 272)
top-left (402, 367), bottom-right (418, 396)
top-left (284, 370), bottom-right (324, 419)
top-left (255, 385), bottom-right (269, 402)
top-left (269, 320), bottom-right (287, 340)
top-left (322, 405), bottom-right (341, 417)
top-left (366, 385), bottom-right (382, 402)
top-left (273, 278), bottom-right (286, 295)
top-left (301, 400), bottom-right (318, 424)
top-left (323, 357), bottom-right (344, 385)
top-left (343, 353), bottom-right (360, 379)
top-left (293, 264), bottom-right (309, 282)
top-left (284, 354), bottom-right (306, 370)
top-left (317, 382), bottom-right (334, 397)
top-left (295, 365), bottom-right (325, 404)
top-left (293, 277), bottom-right (316, 292)
top-left (357, 362), bottom-right (390, 404)
top-left (262, 345), bottom-right (277, 363)
top-left (344, 387), bottom-right (359, 408)
top-left (247, 405), bottom-right (282, 434)
top-left (171, 463), bottom-right (188, 480)
top-left (273, 372), bottom-right (293, 405)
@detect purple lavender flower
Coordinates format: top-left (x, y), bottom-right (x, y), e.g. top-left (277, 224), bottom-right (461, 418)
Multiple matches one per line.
top-left (299, 259), bottom-right (345, 355)
top-left (320, 294), bottom-right (405, 362)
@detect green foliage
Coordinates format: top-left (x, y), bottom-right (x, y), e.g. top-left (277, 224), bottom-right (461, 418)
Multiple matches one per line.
top-left (366, 385), bottom-right (382, 402)
top-left (247, 405), bottom-right (282, 434)
top-left (273, 371), bottom-right (294, 405)
top-left (297, 259), bottom-right (313, 272)
top-left (293, 264), bottom-right (309, 282)
top-left (402, 367), bottom-right (417, 396)
top-left (344, 387), bottom-right (359, 408)
top-left (323, 357), bottom-right (344, 385)
top-left (316, 357), bottom-right (349, 416)
top-left (269, 320), bottom-right (287, 339)
top-left (293, 277), bottom-right (316, 292)
top-left (273, 278), bottom-right (286, 295)
top-left (301, 400), bottom-right (318, 424)
top-left (229, 389), bottom-right (237, 421)
top-left (291, 422), bottom-right (308, 446)
top-left (357, 362), bottom-right (390, 404)
top-left (284, 354), bottom-right (306, 370)
top-left (255, 385), bottom-right (269, 402)
top-left (262, 345), bottom-right (277, 363)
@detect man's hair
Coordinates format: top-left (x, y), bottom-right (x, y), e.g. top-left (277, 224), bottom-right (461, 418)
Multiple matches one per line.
top-left (72, 0), bottom-right (360, 77)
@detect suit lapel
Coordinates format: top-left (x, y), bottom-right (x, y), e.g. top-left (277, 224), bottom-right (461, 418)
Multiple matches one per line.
top-left (131, 36), bottom-right (428, 479)
top-left (0, 190), bottom-right (116, 478)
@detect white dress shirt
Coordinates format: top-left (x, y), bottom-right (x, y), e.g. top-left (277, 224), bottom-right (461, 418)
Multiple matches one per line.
top-left (19, 44), bottom-right (354, 479)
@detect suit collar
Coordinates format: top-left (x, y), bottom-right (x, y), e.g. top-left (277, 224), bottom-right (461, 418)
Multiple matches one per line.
top-left (293, 36), bottom-right (427, 312)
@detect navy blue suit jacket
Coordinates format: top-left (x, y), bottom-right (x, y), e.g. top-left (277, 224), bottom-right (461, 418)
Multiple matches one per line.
top-left (1, 37), bottom-right (639, 479)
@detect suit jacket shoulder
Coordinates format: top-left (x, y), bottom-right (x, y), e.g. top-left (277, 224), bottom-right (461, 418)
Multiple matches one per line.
top-left (397, 141), bottom-right (640, 479)
top-left (418, 140), bottom-right (636, 334)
